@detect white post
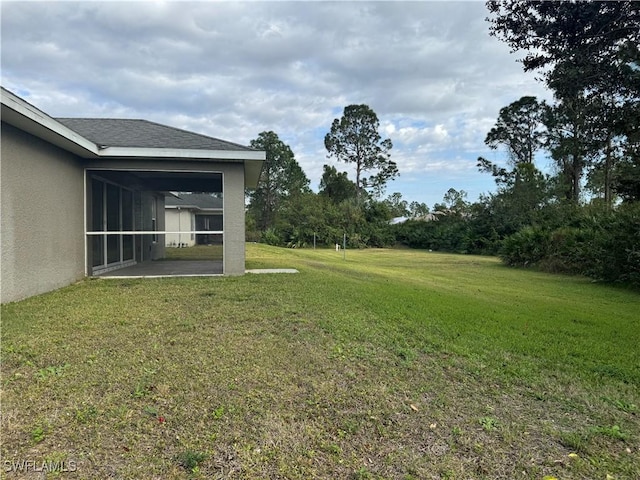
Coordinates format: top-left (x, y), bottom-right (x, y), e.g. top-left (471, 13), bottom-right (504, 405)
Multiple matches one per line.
top-left (177, 207), bottom-right (181, 247)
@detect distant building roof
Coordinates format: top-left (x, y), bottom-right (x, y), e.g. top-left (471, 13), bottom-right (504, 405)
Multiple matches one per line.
top-left (390, 216), bottom-right (409, 225)
top-left (390, 211), bottom-right (446, 224)
top-left (56, 118), bottom-right (255, 152)
top-left (165, 193), bottom-right (223, 210)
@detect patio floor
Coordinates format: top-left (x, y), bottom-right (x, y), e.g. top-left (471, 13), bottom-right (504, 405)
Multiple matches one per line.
top-left (95, 260), bottom-right (223, 278)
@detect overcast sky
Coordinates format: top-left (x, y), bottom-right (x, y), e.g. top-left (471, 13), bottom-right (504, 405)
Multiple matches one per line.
top-left (1, 0), bottom-right (552, 208)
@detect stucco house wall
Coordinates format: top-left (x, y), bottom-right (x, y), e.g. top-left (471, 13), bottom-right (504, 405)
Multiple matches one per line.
top-left (1, 123), bottom-right (85, 303)
top-left (223, 163), bottom-right (246, 275)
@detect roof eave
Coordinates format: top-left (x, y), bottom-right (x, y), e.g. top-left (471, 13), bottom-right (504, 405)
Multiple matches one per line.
top-left (245, 158), bottom-right (264, 189)
top-left (100, 147), bottom-right (265, 188)
top-left (98, 146), bottom-right (265, 161)
top-left (2, 87), bottom-right (266, 187)
top-left (1, 88), bottom-right (99, 158)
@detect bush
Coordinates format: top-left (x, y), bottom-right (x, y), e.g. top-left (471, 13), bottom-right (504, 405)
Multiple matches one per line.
top-left (583, 203), bottom-right (640, 286)
top-left (541, 226), bottom-right (591, 274)
top-left (500, 203), bottom-right (640, 288)
top-left (261, 228), bottom-right (283, 246)
top-left (500, 226), bottom-right (549, 267)
top-left (394, 216), bottom-right (470, 253)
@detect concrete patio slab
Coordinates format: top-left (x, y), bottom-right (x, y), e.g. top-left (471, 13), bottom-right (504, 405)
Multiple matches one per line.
top-left (95, 260), bottom-right (223, 278)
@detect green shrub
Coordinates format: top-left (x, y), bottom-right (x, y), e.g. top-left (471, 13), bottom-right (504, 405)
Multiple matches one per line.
top-left (540, 226), bottom-right (591, 274)
top-left (500, 226), bottom-right (549, 267)
top-left (500, 203), bottom-right (640, 287)
top-left (261, 227), bottom-right (283, 246)
top-left (583, 203), bottom-right (640, 286)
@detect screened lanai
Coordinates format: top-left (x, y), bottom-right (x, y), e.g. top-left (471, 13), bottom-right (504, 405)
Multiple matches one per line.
top-left (54, 116), bottom-right (263, 279)
top-left (86, 169), bottom-right (226, 277)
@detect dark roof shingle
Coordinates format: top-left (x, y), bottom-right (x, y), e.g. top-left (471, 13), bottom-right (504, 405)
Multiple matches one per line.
top-left (165, 193), bottom-right (223, 210)
top-left (55, 118), bottom-right (255, 151)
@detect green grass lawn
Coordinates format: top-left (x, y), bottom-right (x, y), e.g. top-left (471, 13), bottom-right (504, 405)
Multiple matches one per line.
top-left (165, 244), bottom-right (223, 260)
top-left (2, 244), bottom-right (639, 479)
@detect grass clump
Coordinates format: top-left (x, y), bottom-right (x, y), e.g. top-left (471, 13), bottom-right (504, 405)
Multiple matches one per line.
top-left (176, 449), bottom-right (208, 472)
top-left (1, 244), bottom-right (638, 478)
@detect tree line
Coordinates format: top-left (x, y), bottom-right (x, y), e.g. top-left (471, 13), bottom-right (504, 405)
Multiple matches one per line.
top-left (246, 104), bottom-right (409, 249)
top-left (246, 1), bottom-right (639, 288)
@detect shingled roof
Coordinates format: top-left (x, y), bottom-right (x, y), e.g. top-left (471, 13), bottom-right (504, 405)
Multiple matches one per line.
top-left (56, 118), bottom-right (255, 152)
top-left (165, 193), bottom-right (223, 210)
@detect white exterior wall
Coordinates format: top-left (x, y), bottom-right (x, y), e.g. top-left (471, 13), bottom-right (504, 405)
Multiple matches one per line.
top-left (165, 208), bottom-right (195, 247)
top-left (1, 123), bottom-right (85, 303)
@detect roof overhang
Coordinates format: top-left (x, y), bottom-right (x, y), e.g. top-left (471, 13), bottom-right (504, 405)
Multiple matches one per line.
top-left (1, 87), bottom-right (265, 189)
top-left (97, 147), bottom-right (264, 188)
top-left (1, 88), bottom-right (100, 157)
top-left (88, 169), bottom-right (225, 193)
top-left (244, 158), bottom-right (264, 189)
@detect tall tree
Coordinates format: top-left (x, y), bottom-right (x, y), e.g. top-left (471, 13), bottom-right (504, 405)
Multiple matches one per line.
top-left (582, 95), bottom-right (625, 205)
top-left (247, 131), bottom-right (310, 231)
top-left (613, 105), bottom-right (640, 203)
top-left (487, 1), bottom-right (640, 203)
top-left (486, 1), bottom-right (640, 101)
top-left (442, 188), bottom-right (469, 215)
top-left (614, 156), bottom-right (640, 203)
top-left (318, 164), bottom-right (358, 204)
top-left (324, 104), bottom-right (397, 198)
top-left (484, 96), bottom-right (547, 166)
top-left (478, 96), bottom-right (551, 223)
top-left (544, 95), bottom-right (599, 203)
top-left (383, 192), bottom-right (409, 218)
top-left (478, 96), bottom-right (547, 190)
top-left (408, 201), bottom-right (430, 219)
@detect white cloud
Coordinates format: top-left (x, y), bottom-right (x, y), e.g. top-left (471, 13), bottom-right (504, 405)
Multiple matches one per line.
top-left (0, 0), bottom-right (549, 206)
